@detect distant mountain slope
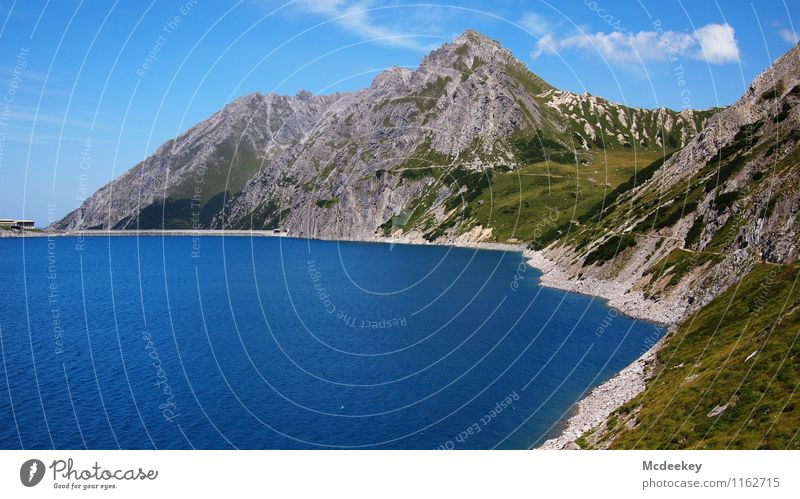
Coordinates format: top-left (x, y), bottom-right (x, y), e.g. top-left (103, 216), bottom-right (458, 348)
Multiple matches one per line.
top-left (52, 30), bottom-right (709, 234)
top-left (52, 91), bottom-right (342, 230)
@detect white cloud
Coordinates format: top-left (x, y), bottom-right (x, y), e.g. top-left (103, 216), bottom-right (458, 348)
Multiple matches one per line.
top-left (532, 23), bottom-right (740, 65)
top-left (519, 12), bottom-right (550, 36)
top-left (694, 23), bottom-right (740, 63)
top-left (779, 28), bottom-right (799, 44)
top-left (531, 33), bottom-right (558, 58)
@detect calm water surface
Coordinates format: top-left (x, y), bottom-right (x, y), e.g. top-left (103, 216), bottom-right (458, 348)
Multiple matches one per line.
top-left (0, 236), bottom-right (663, 449)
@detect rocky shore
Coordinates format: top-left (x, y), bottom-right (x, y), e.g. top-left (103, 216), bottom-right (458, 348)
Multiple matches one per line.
top-left (522, 249), bottom-right (682, 325)
top-left (537, 339), bottom-right (664, 449)
top-left (521, 248), bottom-right (681, 449)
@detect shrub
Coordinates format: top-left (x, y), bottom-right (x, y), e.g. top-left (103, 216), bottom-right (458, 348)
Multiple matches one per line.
top-left (315, 198), bottom-right (339, 208)
top-left (760, 79), bottom-right (785, 101)
top-left (713, 191), bottom-right (740, 213)
top-left (584, 233), bottom-right (637, 266)
top-left (684, 216), bottom-right (705, 247)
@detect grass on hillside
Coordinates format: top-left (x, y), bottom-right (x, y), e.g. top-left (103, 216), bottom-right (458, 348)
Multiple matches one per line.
top-left (600, 263), bottom-right (800, 449)
top-left (466, 150), bottom-right (668, 246)
top-left (644, 248), bottom-right (724, 287)
top-left (170, 144), bottom-right (266, 204)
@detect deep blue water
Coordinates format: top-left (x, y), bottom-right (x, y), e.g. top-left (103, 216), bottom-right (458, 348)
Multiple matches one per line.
top-left (0, 236), bottom-right (663, 449)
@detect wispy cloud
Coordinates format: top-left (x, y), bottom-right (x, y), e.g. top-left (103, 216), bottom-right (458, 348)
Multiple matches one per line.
top-left (0, 130), bottom-right (100, 146)
top-left (533, 23), bottom-right (740, 65)
top-left (779, 28), bottom-right (798, 44)
top-left (4, 109), bottom-right (113, 130)
top-left (257, 0), bottom-right (443, 51)
top-left (0, 67), bottom-right (50, 83)
top-left (0, 67), bottom-right (71, 98)
top-left (519, 11), bottom-right (551, 37)
top-left (6, 111), bottom-right (105, 129)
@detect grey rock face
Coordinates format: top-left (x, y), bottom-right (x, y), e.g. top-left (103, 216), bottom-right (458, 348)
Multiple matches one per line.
top-left (53, 91), bottom-right (342, 230)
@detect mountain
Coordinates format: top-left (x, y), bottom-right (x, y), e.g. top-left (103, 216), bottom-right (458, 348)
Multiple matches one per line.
top-left (534, 42), bottom-right (800, 449)
top-left (52, 30), bottom-right (709, 236)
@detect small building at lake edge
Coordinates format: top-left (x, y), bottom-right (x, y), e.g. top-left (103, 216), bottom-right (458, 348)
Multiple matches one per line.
top-left (0, 219), bottom-right (35, 229)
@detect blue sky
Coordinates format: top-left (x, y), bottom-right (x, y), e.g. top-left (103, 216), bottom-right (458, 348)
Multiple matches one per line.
top-left (0, 0), bottom-right (797, 225)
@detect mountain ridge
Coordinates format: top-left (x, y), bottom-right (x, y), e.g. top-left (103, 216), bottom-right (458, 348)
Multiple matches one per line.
top-left (52, 30), bottom-right (710, 234)
top-left (534, 40), bottom-right (800, 324)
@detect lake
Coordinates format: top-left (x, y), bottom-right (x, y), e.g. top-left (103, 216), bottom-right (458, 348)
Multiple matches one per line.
top-left (0, 235), bottom-right (663, 449)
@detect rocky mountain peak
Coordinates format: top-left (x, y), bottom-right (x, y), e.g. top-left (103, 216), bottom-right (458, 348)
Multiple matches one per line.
top-left (418, 29), bottom-right (516, 76)
top-left (370, 66), bottom-right (413, 91)
top-left (453, 29), bottom-right (504, 52)
top-left (295, 89), bottom-right (313, 100)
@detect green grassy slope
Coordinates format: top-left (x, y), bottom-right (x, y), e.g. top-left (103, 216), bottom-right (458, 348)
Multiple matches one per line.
top-left (593, 263), bottom-right (800, 449)
top-left (385, 149), bottom-right (670, 245)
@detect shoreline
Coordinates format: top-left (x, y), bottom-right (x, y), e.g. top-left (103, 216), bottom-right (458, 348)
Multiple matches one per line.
top-left (4, 228), bottom-right (669, 449)
top-left (535, 337), bottom-right (666, 450)
top-left (522, 248), bottom-right (675, 449)
top-left (523, 250), bottom-right (680, 325)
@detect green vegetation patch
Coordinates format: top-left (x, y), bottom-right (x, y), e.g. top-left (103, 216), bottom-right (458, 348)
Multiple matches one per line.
top-left (442, 169), bottom-right (493, 210)
top-left (684, 215), bottom-right (705, 248)
top-left (232, 200), bottom-right (290, 230)
top-left (395, 76), bottom-right (452, 113)
top-left (645, 248), bottom-right (723, 287)
top-left (315, 198), bottom-right (339, 208)
top-left (389, 149), bottom-right (669, 249)
top-left (702, 121), bottom-right (763, 193)
top-left (453, 55), bottom-right (485, 81)
top-left (113, 199), bottom-right (192, 230)
top-left (713, 190), bottom-right (741, 213)
top-left (579, 152), bottom-right (674, 224)
top-left (511, 130), bottom-right (572, 165)
top-left (504, 62), bottom-right (554, 96)
top-left (634, 185), bottom-right (702, 233)
top-left (584, 233), bottom-right (637, 266)
top-left (169, 144), bottom-right (265, 204)
top-left (473, 150), bottom-right (664, 247)
top-left (607, 264), bottom-right (800, 449)
top-left (394, 139), bottom-right (455, 181)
